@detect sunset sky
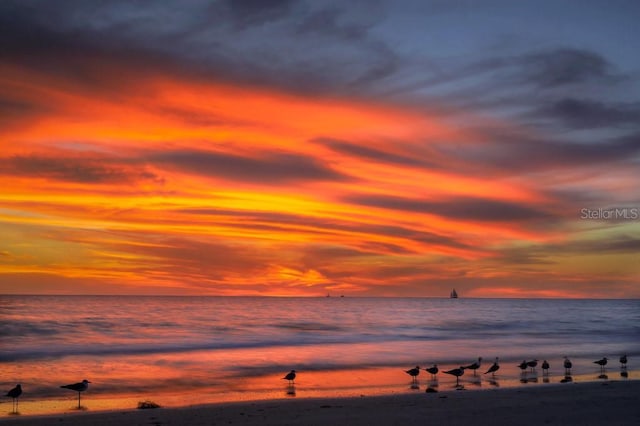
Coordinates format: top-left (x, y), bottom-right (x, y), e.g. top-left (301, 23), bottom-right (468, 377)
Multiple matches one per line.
top-left (1, 0), bottom-right (638, 297)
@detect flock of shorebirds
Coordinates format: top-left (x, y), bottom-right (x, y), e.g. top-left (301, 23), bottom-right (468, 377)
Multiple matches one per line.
top-left (3, 355), bottom-right (630, 414)
top-left (402, 354), bottom-right (629, 387)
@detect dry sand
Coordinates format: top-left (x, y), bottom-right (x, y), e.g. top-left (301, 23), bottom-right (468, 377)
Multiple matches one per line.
top-left (2, 380), bottom-right (639, 426)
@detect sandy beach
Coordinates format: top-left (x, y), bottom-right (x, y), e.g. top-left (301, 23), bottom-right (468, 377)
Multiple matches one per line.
top-left (2, 380), bottom-right (638, 426)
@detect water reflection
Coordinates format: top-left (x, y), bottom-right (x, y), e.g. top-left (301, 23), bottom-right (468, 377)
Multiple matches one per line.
top-left (285, 384), bottom-right (296, 397)
top-left (560, 375), bottom-right (573, 383)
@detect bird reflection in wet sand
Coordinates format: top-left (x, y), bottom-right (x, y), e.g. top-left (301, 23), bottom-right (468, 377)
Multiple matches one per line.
top-left (560, 375), bottom-right (573, 383)
top-left (285, 384), bottom-right (296, 396)
top-left (5, 384), bottom-right (22, 414)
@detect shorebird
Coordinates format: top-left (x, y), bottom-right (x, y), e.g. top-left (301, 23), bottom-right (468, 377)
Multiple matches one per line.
top-left (526, 359), bottom-right (538, 373)
top-left (60, 379), bottom-right (90, 408)
top-left (462, 357), bottom-right (482, 376)
top-left (563, 356), bottom-right (572, 375)
top-left (620, 355), bottom-right (627, 368)
top-left (518, 360), bottom-right (528, 372)
top-left (541, 360), bottom-right (550, 375)
top-left (484, 357), bottom-right (500, 376)
top-left (282, 370), bottom-right (296, 385)
top-left (405, 366), bottom-right (420, 382)
top-left (594, 357), bottom-right (608, 373)
top-left (443, 367), bottom-right (465, 386)
top-left (425, 364), bottom-right (439, 379)
top-left (5, 384), bottom-right (22, 413)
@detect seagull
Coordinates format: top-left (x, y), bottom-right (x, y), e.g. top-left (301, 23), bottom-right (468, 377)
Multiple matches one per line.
top-left (60, 379), bottom-right (90, 408)
top-left (443, 366), bottom-right (465, 386)
top-left (594, 357), bottom-right (608, 372)
top-left (542, 360), bottom-right (550, 375)
top-left (282, 370), bottom-right (296, 385)
top-left (6, 384), bottom-right (22, 413)
top-left (527, 359), bottom-right (538, 373)
top-left (518, 360), bottom-right (528, 372)
top-left (563, 356), bottom-right (572, 375)
top-left (425, 364), bottom-right (439, 379)
top-left (462, 357), bottom-right (482, 376)
top-left (620, 355), bottom-right (627, 368)
top-left (405, 366), bottom-right (421, 382)
top-left (484, 357), bottom-right (500, 376)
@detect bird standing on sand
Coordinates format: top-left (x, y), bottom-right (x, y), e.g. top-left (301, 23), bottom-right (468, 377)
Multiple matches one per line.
top-left (594, 357), bottom-right (608, 373)
top-left (463, 357), bottom-right (482, 376)
top-left (60, 379), bottom-right (90, 408)
top-left (6, 384), bottom-right (22, 413)
top-left (541, 360), bottom-right (550, 375)
top-left (527, 359), bottom-right (538, 373)
top-left (425, 364), bottom-right (439, 379)
top-left (484, 357), bottom-right (500, 376)
top-left (283, 370), bottom-right (296, 385)
top-left (563, 356), bottom-right (572, 375)
top-left (405, 366), bottom-right (420, 382)
top-left (518, 360), bottom-right (528, 372)
top-left (620, 355), bottom-right (627, 368)
top-left (443, 367), bottom-right (465, 386)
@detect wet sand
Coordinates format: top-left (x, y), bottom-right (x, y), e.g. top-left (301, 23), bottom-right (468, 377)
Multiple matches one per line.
top-left (2, 380), bottom-right (638, 425)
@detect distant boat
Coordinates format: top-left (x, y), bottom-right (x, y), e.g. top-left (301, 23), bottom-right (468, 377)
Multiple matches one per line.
top-left (450, 289), bottom-right (458, 298)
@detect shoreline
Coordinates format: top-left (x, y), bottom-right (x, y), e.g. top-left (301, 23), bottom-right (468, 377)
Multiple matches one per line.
top-left (1, 380), bottom-right (639, 425)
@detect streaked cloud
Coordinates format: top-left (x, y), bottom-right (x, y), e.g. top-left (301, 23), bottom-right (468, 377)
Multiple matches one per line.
top-left (0, 0), bottom-right (638, 297)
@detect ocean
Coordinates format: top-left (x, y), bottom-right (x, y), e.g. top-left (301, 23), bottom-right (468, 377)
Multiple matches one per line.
top-left (1, 296), bottom-right (639, 415)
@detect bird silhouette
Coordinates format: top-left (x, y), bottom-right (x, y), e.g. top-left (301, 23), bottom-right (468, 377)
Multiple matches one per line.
top-left (518, 360), bottom-right (528, 372)
top-left (620, 355), bottom-right (627, 368)
top-left (425, 364), bottom-right (439, 379)
top-left (282, 370), bottom-right (296, 385)
top-left (541, 360), bottom-right (550, 375)
top-left (484, 357), bottom-right (500, 376)
top-left (443, 367), bottom-right (465, 386)
top-left (405, 366), bottom-right (421, 382)
top-left (594, 357), bottom-right (608, 373)
top-left (462, 357), bottom-right (482, 376)
top-left (527, 359), bottom-right (538, 373)
top-left (60, 379), bottom-right (90, 409)
top-left (6, 384), bottom-right (22, 413)
top-left (563, 356), bottom-right (572, 375)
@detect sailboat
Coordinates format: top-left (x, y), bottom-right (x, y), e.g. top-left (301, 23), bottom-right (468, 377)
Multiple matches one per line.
top-left (450, 288), bottom-right (459, 299)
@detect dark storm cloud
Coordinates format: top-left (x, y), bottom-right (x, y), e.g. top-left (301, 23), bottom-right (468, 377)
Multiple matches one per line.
top-left (519, 48), bottom-right (616, 88)
top-left (438, 126), bottom-right (640, 176)
top-left (0, 0), bottom-right (398, 97)
top-left (150, 149), bottom-right (348, 183)
top-left (532, 98), bottom-right (640, 129)
top-left (220, 0), bottom-right (296, 29)
top-left (345, 194), bottom-right (552, 222)
top-left (0, 155), bottom-right (160, 184)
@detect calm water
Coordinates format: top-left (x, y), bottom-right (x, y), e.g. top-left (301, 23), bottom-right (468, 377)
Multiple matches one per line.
top-left (1, 296), bottom-right (639, 414)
